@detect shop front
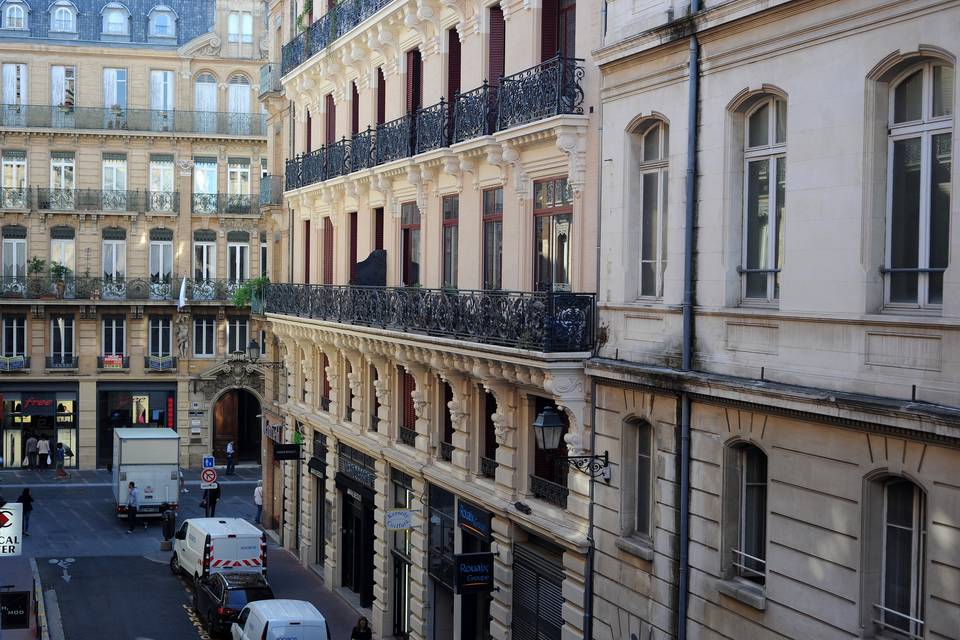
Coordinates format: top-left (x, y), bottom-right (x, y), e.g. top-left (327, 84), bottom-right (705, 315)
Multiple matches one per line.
top-left (0, 383), bottom-right (79, 469)
top-left (308, 432), bottom-right (329, 570)
top-left (96, 382), bottom-right (176, 468)
top-left (336, 444), bottom-right (376, 608)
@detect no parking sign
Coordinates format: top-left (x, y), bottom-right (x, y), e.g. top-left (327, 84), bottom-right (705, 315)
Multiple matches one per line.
top-left (200, 467), bottom-right (219, 490)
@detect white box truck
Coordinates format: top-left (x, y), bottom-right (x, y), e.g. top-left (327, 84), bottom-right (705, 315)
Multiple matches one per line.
top-left (113, 428), bottom-right (180, 518)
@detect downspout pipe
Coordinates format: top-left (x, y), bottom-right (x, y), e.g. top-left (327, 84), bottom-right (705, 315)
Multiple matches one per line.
top-left (679, 3), bottom-right (701, 640)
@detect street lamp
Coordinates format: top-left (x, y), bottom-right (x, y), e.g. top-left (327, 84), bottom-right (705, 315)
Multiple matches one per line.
top-left (533, 405), bottom-right (610, 480)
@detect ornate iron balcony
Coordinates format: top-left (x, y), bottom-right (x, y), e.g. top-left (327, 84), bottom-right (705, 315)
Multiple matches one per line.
top-left (37, 188), bottom-right (144, 212)
top-left (398, 426), bottom-right (417, 448)
top-left (281, 0), bottom-right (392, 75)
top-left (145, 355), bottom-right (177, 371)
top-left (452, 83), bottom-right (498, 143)
top-left (479, 456), bottom-right (498, 479)
top-left (0, 355), bottom-right (29, 372)
top-left (46, 356), bottom-right (77, 369)
top-left (192, 193), bottom-right (260, 216)
top-left (0, 274), bottom-right (250, 303)
top-left (439, 441), bottom-right (454, 462)
top-left (264, 284), bottom-right (596, 352)
top-left (0, 104), bottom-right (267, 136)
top-left (497, 56), bottom-right (585, 130)
top-left (97, 355), bottom-right (130, 370)
top-left (530, 474), bottom-right (569, 509)
top-left (415, 99), bottom-right (452, 154)
top-left (148, 191), bottom-right (179, 213)
top-left (0, 187), bottom-right (28, 209)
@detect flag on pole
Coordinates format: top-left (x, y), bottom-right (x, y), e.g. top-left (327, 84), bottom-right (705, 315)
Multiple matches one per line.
top-left (177, 276), bottom-right (187, 310)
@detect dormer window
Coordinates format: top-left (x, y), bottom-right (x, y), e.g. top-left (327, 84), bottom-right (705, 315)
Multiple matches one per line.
top-left (101, 3), bottom-right (129, 35)
top-left (4, 3), bottom-right (26, 29)
top-left (50, 2), bottom-right (75, 32)
top-left (148, 5), bottom-right (176, 38)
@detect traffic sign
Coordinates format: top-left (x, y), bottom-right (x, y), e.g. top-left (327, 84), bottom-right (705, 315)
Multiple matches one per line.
top-left (202, 455), bottom-right (215, 469)
top-left (0, 502), bottom-right (23, 556)
top-left (200, 467), bottom-right (218, 490)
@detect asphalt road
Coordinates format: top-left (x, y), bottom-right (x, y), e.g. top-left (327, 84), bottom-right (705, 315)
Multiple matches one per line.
top-left (4, 478), bottom-right (360, 640)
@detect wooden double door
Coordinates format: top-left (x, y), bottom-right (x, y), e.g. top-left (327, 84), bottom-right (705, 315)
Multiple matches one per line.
top-left (212, 389), bottom-right (261, 463)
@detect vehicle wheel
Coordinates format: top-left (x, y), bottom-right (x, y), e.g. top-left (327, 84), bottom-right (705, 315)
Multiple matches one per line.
top-left (169, 553), bottom-right (180, 576)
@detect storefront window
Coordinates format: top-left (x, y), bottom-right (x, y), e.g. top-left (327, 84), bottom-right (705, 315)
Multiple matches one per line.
top-left (96, 386), bottom-right (175, 468)
top-left (393, 470), bottom-right (414, 638)
top-left (0, 390), bottom-right (77, 469)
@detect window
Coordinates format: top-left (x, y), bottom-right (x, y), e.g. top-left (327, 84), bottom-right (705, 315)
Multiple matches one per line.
top-left (885, 62), bottom-right (953, 308)
top-left (228, 241), bottom-right (249, 283)
top-left (150, 70), bottom-right (175, 112)
top-left (4, 4), bottom-right (24, 29)
top-left (194, 317), bottom-right (216, 356)
top-left (102, 317), bottom-right (125, 356)
top-left (226, 318), bottom-right (248, 355)
top-left (194, 239), bottom-right (216, 280)
top-left (102, 5), bottom-right (129, 35)
top-left (102, 156), bottom-right (128, 210)
top-left (193, 158), bottom-right (217, 213)
top-left (228, 12), bottom-right (253, 44)
top-left (51, 65), bottom-right (76, 109)
top-left (51, 4), bottom-right (74, 32)
top-left (392, 470), bottom-right (414, 638)
top-left (442, 196), bottom-right (459, 288)
top-left (50, 154), bottom-right (75, 191)
top-left (724, 443), bottom-right (767, 585)
top-left (2, 152), bottom-right (25, 189)
top-left (533, 177), bottom-right (573, 292)
top-left (103, 68), bottom-right (127, 109)
top-left (1, 63), bottom-right (26, 106)
top-left (635, 120), bottom-right (669, 298)
top-left (149, 8), bottom-right (175, 37)
top-left (618, 420), bottom-right (653, 541)
top-left (2, 315), bottom-right (25, 357)
top-left (742, 97), bottom-right (787, 303)
top-left (102, 238), bottom-right (126, 280)
top-left (195, 73), bottom-right (217, 110)
top-left (228, 160), bottom-right (251, 195)
top-left (2, 233), bottom-right (25, 282)
top-left (260, 236), bottom-right (268, 278)
top-left (149, 157), bottom-right (175, 212)
top-left (149, 317), bottom-right (172, 357)
top-left (149, 239), bottom-right (172, 283)
top-left (228, 76), bottom-right (251, 135)
top-left (401, 203), bottom-right (421, 286)
top-left (50, 316), bottom-right (74, 363)
top-left (483, 188), bottom-right (503, 290)
top-left (50, 230), bottom-right (75, 275)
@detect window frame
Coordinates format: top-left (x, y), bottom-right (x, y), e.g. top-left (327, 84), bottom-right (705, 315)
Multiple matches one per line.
top-left (193, 316), bottom-right (216, 357)
top-left (51, 5), bottom-right (75, 32)
top-left (193, 240), bottom-right (216, 280)
top-left (226, 317), bottom-right (248, 355)
top-left (482, 187), bottom-right (503, 290)
top-left (2, 236), bottom-right (26, 279)
top-left (149, 10), bottom-right (175, 37)
top-left (635, 120), bottom-right (669, 299)
top-left (148, 316), bottom-right (172, 357)
top-left (5, 3), bottom-right (25, 30)
top-left (2, 315), bottom-right (25, 357)
top-left (101, 238), bottom-right (126, 280)
top-left (102, 6), bottom-right (129, 35)
top-left (149, 240), bottom-right (173, 283)
top-left (400, 202), bottom-right (421, 287)
top-left (50, 315), bottom-right (74, 360)
top-left (101, 316), bottom-right (125, 357)
top-left (727, 443), bottom-right (767, 585)
top-left (877, 479), bottom-right (927, 639)
top-left (441, 195), bottom-right (459, 289)
top-left (533, 177), bottom-right (574, 292)
top-left (227, 241), bottom-right (249, 283)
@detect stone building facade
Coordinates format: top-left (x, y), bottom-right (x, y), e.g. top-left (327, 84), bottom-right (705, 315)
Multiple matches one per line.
top-left (0, 0), bottom-right (271, 470)
top-left (591, 1), bottom-right (960, 639)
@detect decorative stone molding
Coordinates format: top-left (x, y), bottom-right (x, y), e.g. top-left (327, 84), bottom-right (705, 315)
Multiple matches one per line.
top-left (501, 145), bottom-right (529, 201)
top-left (555, 126), bottom-right (587, 197)
top-left (176, 159), bottom-right (193, 176)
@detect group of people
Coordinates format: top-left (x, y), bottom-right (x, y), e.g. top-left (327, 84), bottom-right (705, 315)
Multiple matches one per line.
top-left (22, 433), bottom-right (71, 477)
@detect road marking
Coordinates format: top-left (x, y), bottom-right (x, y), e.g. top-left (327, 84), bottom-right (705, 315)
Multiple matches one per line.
top-left (48, 557), bottom-right (76, 582)
top-left (182, 603), bottom-right (212, 640)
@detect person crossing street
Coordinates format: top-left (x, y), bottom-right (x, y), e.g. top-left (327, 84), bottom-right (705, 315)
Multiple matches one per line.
top-left (225, 441), bottom-right (235, 475)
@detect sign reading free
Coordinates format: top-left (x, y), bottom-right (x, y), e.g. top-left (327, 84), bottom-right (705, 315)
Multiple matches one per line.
top-left (0, 502), bottom-right (23, 556)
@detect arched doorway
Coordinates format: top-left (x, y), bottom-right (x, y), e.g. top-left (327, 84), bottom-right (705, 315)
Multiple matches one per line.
top-left (213, 389), bottom-right (261, 464)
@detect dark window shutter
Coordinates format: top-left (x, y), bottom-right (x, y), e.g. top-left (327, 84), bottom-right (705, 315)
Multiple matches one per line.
top-left (540, 0), bottom-right (559, 62)
top-left (374, 207), bottom-right (384, 251)
top-left (406, 49), bottom-right (422, 114)
top-left (325, 93), bottom-right (336, 146)
top-left (351, 82), bottom-right (360, 136)
top-left (303, 219), bottom-right (311, 284)
top-left (322, 353), bottom-right (331, 400)
top-left (323, 217), bottom-right (334, 285)
top-left (349, 212), bottom-right (358, 283)
top-left (402, 372), bottom-right (417, 430)
top-left (376, 67), bottom-right (386, 125)
top-left (447, 28), bottom-right (461, 99)
top-left (488, 7), bottom-right (505, 86)
top-left (305, 109), bottom-right (312, 152)
top-left (512, 546), bottom-right (564, 640)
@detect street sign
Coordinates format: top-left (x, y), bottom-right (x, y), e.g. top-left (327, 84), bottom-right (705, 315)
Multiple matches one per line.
top-left (0, 502), bottom-right (23, 557)
top-left (202, 455), bottom-right (215, 469)
top-left (200, 467), bottom-right (218, 490)
top-left (385, 509), bottom-right (416, 530)
top-left (273, 444), bottom-right (300, 461)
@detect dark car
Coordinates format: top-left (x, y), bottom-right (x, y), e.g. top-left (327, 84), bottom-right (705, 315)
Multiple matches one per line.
top-left (193, 572), bottom-right (274, 635)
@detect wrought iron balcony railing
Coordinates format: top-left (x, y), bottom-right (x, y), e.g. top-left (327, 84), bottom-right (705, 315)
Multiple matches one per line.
top-left (0, 104), bottom-right (267, 136)
top-left (0, 274), bottom-right (248, 303)
top-left (530, 474), bottom-right (569, 509)
top-left (264, 284), bottom-right (596, 352)
top-left (37, 188), bottom-right (143, 212)
top-left (0, 355), bottom-right (29, 372)
top-left (284, 57), bottom-right (584, 191)
top-left (192, 193), bottom-right (260, 216)
top-left (46, 356), bottom-right (77, 369)
top-left (398, 426), bottom-right (417, 448)
top-left (259, 63), bottom-right (282, 97)
top-left (480, 456), bottom-right (498, 479)
top-left (145, 355), bottom-right (178, 371)
top-left (439, 441), bottom-right (454, 462)
top-left (281, 0), bottom-right (392, 75)
top-left (0, 187), bottom-right (28, 209)
top-left (259, 176), bottom-right (284, 206)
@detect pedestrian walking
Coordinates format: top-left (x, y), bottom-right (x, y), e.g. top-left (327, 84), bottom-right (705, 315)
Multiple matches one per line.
top-left (37, 437), bottom-right (50, 470)
top-left (55, 443), bottom-right (69, 479)
top-left (17, 488), bottom-right (33, 536)
top-left (25, 434), bottom-right (38, 470)
top-left (225, 441), bottom-right (235, 475)
top-left (180, 469), bottom-right (189, 493)
top-left (126, 481), bottom-right (146, 533)
top-left (253, 480), bottom-right (263, 524)
top-left (350, 617), bottom-right (372, 640)
top-left (202, 483), bottom-right (221, 517)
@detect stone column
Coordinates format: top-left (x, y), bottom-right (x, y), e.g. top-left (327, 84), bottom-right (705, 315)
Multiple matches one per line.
top-left (344, 349), bottom-right (365, 430)
top-left (297, 427), bottom-right (315, 566)
top-left (323, 434), bottom-right (340, 585)
top-left (561, 550), bottom-right (588, 640)
top-left (408, 474), bottom-right (430, 640)
top-left (320, 343), bottom-right (341, 419)
top-left (368, 354), bottom-right (393, 442)
top-left (282, 416), bottom-right (298, 551)
top-left (402, 363), bottom-right (432, 455)
top-left (439, 370), bottom-right (471, 480)
top-left (489, 515), bottom-right (514, 640)
top-left (486, 381), bottom-right (519, 501)
top-left (371, 458), bottom-right (391, 638)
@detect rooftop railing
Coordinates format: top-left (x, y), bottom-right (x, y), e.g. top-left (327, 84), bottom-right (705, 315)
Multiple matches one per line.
top-left (281, 0), bottom-right (392, 75)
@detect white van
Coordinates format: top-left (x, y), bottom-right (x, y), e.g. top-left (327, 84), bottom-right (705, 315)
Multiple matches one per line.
top-left (170, 518), bottom-right (266, 582)
top-left (231, 600), bottom-right (330, 640)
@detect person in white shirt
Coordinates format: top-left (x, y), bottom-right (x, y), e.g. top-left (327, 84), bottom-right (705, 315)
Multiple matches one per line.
top-left (226, 441), bottom-right (235, 475)
top-left (253, 480), bottom-right (263, 524)
top-left (37, 437), bottom-right (51, 470)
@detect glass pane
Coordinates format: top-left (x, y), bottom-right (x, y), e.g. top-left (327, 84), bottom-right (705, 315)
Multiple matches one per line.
top-left (745, 159), bottom-right (771, 298)
top-left (748, 103), bottom-right (769, 147)
top-left (640, 171), bottom-right (659, 297)
top-left (893, 70), bottom-right (923, 123)
top-left (775, 100), bottom-right (787, 144)
top-left (534, 216), bottom-right (550, 291)
top-left (643, 125), bottom-right (660, 162)
top-left (932, 65), bottom-right (954, 118)
top-left (883, 524), bottom-right (914, 632)
top-left (635, 426), bottom-right (650, 535)
top-left (929, 133), bottom-right (951, 305)
top-left (889, 138), bottom-right (921, 303)
top-left (774, 156), bottom-right (786, 300)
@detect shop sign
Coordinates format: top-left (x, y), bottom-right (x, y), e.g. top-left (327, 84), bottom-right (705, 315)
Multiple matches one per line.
top-left (0, 591), bottom-right (30, 629)
top-left (102, 355), bottom-right (124, 369)
top-left (0, 502), bottom-right (23, 556)
top-left (385, 509), bottom-right (416, 530)
top-left (21, 393), bottom-right (56, 416)
top-left (454, 552), bottom-right (495, 594)
top-left (346, 488), bottom-right (364, 502)
top-left (263, 422), bottom-right (282, 443)
top-left (308, 457), bottom-right (326, 479)
top-left (458, 500), bottom-right (492, 539)
top-left (273, 443), bottom-right (300, 461)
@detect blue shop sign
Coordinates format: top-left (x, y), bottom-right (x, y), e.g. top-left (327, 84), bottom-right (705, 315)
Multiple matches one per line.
top-left (457, 500), bottom-right (491, 539)
top-left (454, 552), bottom-right (495, 594)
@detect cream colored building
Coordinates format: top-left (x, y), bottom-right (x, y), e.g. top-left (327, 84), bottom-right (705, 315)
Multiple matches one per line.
top-left (0, 0), bottom-right (272, 471)
top-left (592, 0), bottom-right (960, 639)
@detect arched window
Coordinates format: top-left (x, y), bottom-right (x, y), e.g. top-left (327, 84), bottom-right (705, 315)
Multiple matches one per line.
top-left (633, 119), bottom-right (669, 298)
top-left (194, 73), bottom-right (217, 111)
top-left (742, 96), bottom-right (787, 303)
top-left (228, 75), bottom-right (251, 113)
top-left (149, 9), bottom-right (175, 37)
top-left (879, 478), bottom-right (926, 637)
top-left (5, 4), bottom-right (25, 29)
top-left (51, 4), bottom-right (74, 32)
top-left (621, 419), bottom-right (654, 541)
top-left (723, 442), bottom-right (767, 584)
top-left (885, 62), bottom-right (953, 309)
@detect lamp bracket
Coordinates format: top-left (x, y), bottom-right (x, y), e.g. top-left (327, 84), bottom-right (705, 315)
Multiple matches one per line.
top-left (559, 451), bottom-right (611, 481)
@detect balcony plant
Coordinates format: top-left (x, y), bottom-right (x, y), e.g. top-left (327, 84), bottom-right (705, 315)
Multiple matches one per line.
top-left (26, 256), bottom-right (47, 298)
top-left (232, 276), bottom-right (269, 308)
top-left (50, 261), bottom-right (72, 298)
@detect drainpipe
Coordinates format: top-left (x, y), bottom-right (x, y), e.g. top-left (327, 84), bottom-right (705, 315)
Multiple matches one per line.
top-left (678, 3), bottom-right (701, 640)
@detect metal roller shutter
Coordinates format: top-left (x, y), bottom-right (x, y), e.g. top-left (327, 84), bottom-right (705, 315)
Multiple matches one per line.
top-left (512, 544), bottom-right (564, 640)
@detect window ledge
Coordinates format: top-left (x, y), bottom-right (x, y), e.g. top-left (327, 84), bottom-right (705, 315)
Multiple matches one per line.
top-left (616, 535), bottom-right (654, 561)
top-left (718, 578), bottom-right (766, 610)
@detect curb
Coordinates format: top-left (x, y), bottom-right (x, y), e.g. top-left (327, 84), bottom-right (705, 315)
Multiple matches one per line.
top-left (29, 558), bottom-right (51, 640)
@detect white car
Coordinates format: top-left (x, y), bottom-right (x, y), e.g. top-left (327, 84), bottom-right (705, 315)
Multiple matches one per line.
top-left (170, 517), bottom-right (266, 582)
top-left (231, 600), bottom-right (330, 640)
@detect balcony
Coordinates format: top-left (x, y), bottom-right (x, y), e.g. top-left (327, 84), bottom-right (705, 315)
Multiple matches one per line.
top-left (259, 63), bottom-right (282, 97)
top-left (145, 355), bottom-right (177, 371)
top-left (0, 356), bottom-right (29, 372)
top-left (264, 284), bottom-right (596, 352)
top-left (97, 355), bottom-right (130, 370)
top-left (45, 356), bottom-right (77, 370)
top-left (398, 427), bottom-right (417, 448)
top-left (281, 0), bottom-right (392, 75)
top-left (0, 188), bottom-right (180, 213)
top-left (0, 275), bottom-right (246, 303)
top-left (192, 193), bottom-right (260, 216)
top-left (530, 474), bottom-right (569, 509)
top-left (259, 176), bottom-right (283, 206)
top-left (439, 441), bottom-right (454, 462)
top-left (0, 104), bottom-right (267, 136)
top-left (480, 456), bottom-right (498, 479)
top-left (284, 57), bottom-right (584, 191)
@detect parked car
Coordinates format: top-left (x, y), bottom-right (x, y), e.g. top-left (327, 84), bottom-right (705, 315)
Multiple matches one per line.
top-left (231, 600), bottom-right (330, 640)
top-left (193, 572), bottom-right (274, 636)
top-left (170, 518), bottom-right (266, 582)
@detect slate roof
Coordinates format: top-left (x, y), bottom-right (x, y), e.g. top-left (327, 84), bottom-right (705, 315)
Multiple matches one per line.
top-left (1, 0), bottom-right (216, 47)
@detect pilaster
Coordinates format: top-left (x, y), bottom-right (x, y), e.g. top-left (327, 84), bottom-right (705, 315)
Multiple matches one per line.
top-left (371, 457), bottom-right (391, 638)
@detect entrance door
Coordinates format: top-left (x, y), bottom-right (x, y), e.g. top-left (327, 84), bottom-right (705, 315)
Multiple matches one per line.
top-left (213, 389), bottom-right (261, 464)
top-left (341, 494), bottom-right (361, 592)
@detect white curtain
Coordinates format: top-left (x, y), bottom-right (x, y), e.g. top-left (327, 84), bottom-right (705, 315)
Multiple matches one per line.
top-left (52, 66), bottom-right (65, 106)
top-left (228, 83), bottom-right (250, 114)
top-left (150, 71), bottom-right (174, 111)
top-left (195, 81), bottom-right (216, 112)
top-left (3, 64), bottom-right (24, 105)
top-left (104, 69), bottom-right (118, 108)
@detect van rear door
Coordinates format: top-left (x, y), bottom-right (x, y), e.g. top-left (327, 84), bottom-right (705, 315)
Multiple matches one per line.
top-left (267, 620), bottom-right (328, 640)
top-left (209, 534), bottom-right (264, 573)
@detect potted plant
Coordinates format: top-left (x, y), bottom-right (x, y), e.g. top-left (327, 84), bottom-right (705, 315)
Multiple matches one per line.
top-left (25, 256), bottom-right (46, 298)
top-left (50, 261), bottom-right (71, 299)
top-left (231, 275), bottom-right (269, 309)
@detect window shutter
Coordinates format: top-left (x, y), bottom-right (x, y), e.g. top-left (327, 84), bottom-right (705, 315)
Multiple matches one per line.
top-left (488, 7), bottom-right (506, 86)
top-left (323, 217), bottom-right (334, 285)
top-left (405, 49), bottom-right (422, 114)
top-left (349, 211), bottom-right (358, 283)
top-left (325, 93), bottom-right (336, 146)
top-left (447, 28), bottom-right (461, 99)
top-left (351, 82), bottom-right (360, 136)
top-left (303, 219), bottom-right (311, 284)
top-left (512, 545), bottom-right (564, 640)
top-left (306, 109), bottom-right (312, 153)
top-left (376, 68), bottom-right (386, 125)
top-left (540, 0), bottom-right (559, 62)
top-left (374, 207), bottom-right (384, 251)
top-left (402, 372), bottom-right (416, 430)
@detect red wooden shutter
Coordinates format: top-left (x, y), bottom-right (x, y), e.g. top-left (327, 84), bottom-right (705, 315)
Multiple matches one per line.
top-left (405, 49), bottom-right (422, 114)
top-left (402, 371), bottom-right (416, 429)
top-left (447, 28), bottom-right (461, 99)
top-left (323, 217), bottom-right (334, 284)
top-left (488, 7), bottom-right (506, 86)
top-left (540, 0), bottom-right (558, 62)
top-left (374, 207), bottom-right (384, 251)
top-left (349, 212), bottom-right (358, 283)
top-left (305, 110), bottom-right (312, 152)
top-left (325, 93), bottom-right (336, 145)
top-left (303, 219), bottom-right (311, 284)
top-left (351, 82), bottom-right (360, 136)
top-left (376, 67), bottom-right (386, 125)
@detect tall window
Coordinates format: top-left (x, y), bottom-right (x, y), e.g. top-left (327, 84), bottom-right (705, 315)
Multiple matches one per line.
top-left (1, 63), bottom-right (26, 107)
top-left (193, 317), bottom-right (215, 356)
top-left (541, 0), bottom-right (575, 61)
top-left (193, 158), bottom-right (217, 213)
top-left (228, 160), bottom-right (251, 195)
top-left (742, 97), bottom-right (786, 303)
top-left (401, 203), bottom-right (421, 286)
top-left (2, 316), bottom-right (25, 357)
top-left (103, 68), bottom-right (127, 109)
top-left (227, 318), bottom-right (248, 354)
top-left (886, 62), bottom-right (953, 308)
top-left (442, 196), bottom-right (459, 289)
top-left (228, 75), bottom-right (251, 135)
top-left (150, 70), bottom-right (175, 113)
top-left (102, 156), bottom-right (128, 210)
top-left (228, 240), bottom-right (249, 283)
top-left (102, 237), bottom-right (126, 280)
top-left (51, 5), bottom-right (74, 31)
top-left (149, 157), bottom-right (175, 212)
top-left (50, 228), bottom-right (75, 274)
top-left (636, 120), bottom-right (669, 298)
top-left (51, 65), bottom-right (76, 108)
top-left (2, 229), bottom-right (25, 284)
top-left (534, 177), bottom-right (573, 292)
top-left (726, 444), bottom-right (767, 584)
top-left (621, 420), bottom-right (653, 540)
top-left (228, 11), bottom-right (253, 44)
top-left (50, 316), bottom-right (74, 363)
top-left (50, 154), bottom-right (75, 191)
top-left (5, 4), bottom-right (25, 29)
top-left (260, 235), bottom-right (268, 278)
top-left (392, 470), bottom-right (414, 638)
top-left (149, 238), bottom-right (173, 283)
top-left (194, 238), bottom-right (216, 280)
top-left (102, 317), bottom-right (125, 356)
top-left (483, 188), bottom-right (503, 290)
top-left (877, 478), bottom-right (926, 638)
top-left (149, 317), bottom-right (172, 357)
top-left (194, 73), bottom-right (217, 133)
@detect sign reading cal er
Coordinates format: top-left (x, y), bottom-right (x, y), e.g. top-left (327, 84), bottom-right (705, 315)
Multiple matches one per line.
top-left (0, 501), bottom-right (23, 556)
top-left (385, 509), bottom-right (416, 531)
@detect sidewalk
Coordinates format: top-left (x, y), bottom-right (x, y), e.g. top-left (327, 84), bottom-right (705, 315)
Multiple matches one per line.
top-left (0, 464), bottom-right (263, 487)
